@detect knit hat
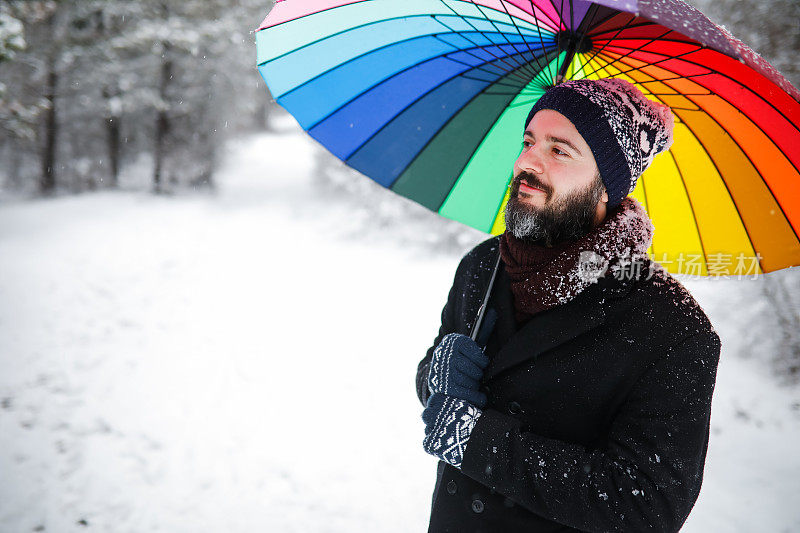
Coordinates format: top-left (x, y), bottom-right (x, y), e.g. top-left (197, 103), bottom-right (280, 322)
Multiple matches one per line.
top-left (525, 78), bottom-right (674, 209)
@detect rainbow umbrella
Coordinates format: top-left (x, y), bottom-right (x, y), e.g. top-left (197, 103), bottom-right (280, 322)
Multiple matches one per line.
top-left (255, 0), bottom-right (800, 276)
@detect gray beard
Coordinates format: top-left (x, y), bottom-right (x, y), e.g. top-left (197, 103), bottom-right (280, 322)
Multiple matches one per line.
top-left (504, 176), bottom-right (605, 247)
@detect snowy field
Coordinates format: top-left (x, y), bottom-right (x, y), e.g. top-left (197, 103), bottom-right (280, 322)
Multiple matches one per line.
top-left (1, 119), bottom-right (799, 532)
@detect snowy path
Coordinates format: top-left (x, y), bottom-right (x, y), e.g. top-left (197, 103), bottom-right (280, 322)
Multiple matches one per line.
top-left (1, 126), bottom-right (799, 532)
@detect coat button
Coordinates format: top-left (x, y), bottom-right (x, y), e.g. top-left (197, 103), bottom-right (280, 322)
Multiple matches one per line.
top-left (471, 499), bottom-right (485, 514)
top-left (508, 401), bottom-right (522, 415)
top-left (446, 481), bottom-right (457, 495)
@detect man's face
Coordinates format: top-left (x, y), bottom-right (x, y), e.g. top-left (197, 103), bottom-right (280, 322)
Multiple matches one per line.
top-left (505, 109), bottom-right (609, 246)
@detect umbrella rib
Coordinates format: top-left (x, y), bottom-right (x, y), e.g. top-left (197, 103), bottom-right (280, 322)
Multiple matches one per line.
top-left (579, 8), bottom-right (623, 33)
top-left (590, 21), bottom-right (664, 38)
top-left (460, 76), bottom-right (537, 90)
top-left (580, 46), bottom-right (710, 87)
top-left (454, 0), bottom-right (559, 29)
top-left (640, 92), bottom-right (709, 96)
top-left (577, 52), bottom-right (703, 112)
top-left (428, 15), bottom-right (537, 87)
top-left (580, 46), bottom-right (671, 98)
top-left (593, 35), bottom-right (715, 46)
top-left (524, 0), bottom-right (563, 31)
top-left (527, 0), bottom-right (557, 79)
top-left (561, 0), bottom-right (575, 30)
top-left (578, 12), bottom-right (642, 75)
top-left (442, 52), bottom-right (535, 89)
top-left (303, 42), bottom-right (541, 131)
top-left (479, 0), bottom-right (548, 80)
top-left (344, 47), bottom-right (554, 165)
top-left (457, 0), bottom-right (559, 29)
top-left (259, 14), bottom-right (449, 65)
top-left (674, 116), bottom-right (796, 270)
top-left (390, 50), bottom-right (560, 197)
top-left (576, 27), bottom-right (678, 80)
top-left (640, 72), bottom-right (798, 259)
top-left (675, 102), bottom-right (800, 249)
top-left (605, 49), bottom-right (800, 138)
top-left (437, 37), bottom-right (536, 87)
top-left (465, 0), bottom-right (542, 80)
top-left (583, 48), bottom-right (706, 87)
top-left (671, 119), bottom-right (774, 274)
top-left (279, 32), bottom-right (529, 111)
top-left (571, 2), bottom-right (601, 72)
top-left (555, 0), bottom-right (567, 78)
top-left (634, 73), bottom-right (712, 84)
top-left (556, 0), bottom-right (566, 31)
top-left (496, 0), bottom-right (549, 75)
top-left (428, 37), bottom-right (528, 88)
top-left (534, 0), bottom-right (564, 83)
top-left (431, 27), bottom-right (537, 87)
top-left (569, 0), bottom-right (574, 30)
top-left (461, 81), bottom-right (530, 93)
top-left (665, 148), bottom-right (712, 275)
top-left (260, 13), bottom-right (537, 66)
top-left (257, 1), bottom-right (374, 31)
top-left (434, 0), bottom-right (538, 78)
top-left (433, 12), bottom-right (549, 81)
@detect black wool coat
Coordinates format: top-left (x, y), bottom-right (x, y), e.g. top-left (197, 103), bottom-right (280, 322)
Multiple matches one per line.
top-left (416, 235), bottom-right (721, 533)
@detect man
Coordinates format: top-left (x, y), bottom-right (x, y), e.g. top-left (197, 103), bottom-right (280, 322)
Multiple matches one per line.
top-left (416, 78), bottom-right (721, 533)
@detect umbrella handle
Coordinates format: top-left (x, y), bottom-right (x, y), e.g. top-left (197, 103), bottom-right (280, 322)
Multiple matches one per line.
top-left (470, 247), bottom-right (502, 343)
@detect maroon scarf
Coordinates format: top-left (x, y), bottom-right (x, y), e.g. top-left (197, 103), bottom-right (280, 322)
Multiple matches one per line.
top-left (499, 197), bottom-right (654, 324)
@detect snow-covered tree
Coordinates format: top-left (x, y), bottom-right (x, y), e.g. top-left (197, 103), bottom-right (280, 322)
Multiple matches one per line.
top-left (0, 0), bottom-right (277, 193)
top-left (0, 4), bottom-right (25, 62)
top-left (0, 1), bottom-right (56, 191)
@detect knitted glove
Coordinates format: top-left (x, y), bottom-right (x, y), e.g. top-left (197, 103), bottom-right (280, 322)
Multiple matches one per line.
top-left (427, 308), bottom-right (497, 409)
top-left (422, 393), bottom-right (483, 469)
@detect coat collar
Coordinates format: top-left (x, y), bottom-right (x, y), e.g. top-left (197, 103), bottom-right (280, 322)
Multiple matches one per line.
top-left (482, 261), bottom-right (637, 381)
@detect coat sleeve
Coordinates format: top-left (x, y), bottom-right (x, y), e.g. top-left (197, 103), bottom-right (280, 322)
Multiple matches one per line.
top-left (460, 331), bottom-right (721, 533)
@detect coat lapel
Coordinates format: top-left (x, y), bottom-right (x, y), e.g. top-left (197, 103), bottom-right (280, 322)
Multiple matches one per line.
top-left (482, 264), bottom-right (634, 381)
top-left (486, 265), bottom-right (517, 351)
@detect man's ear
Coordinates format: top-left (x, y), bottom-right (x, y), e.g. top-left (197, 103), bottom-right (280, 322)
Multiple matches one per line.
top-left (601, 189), bottom-right (609, 203)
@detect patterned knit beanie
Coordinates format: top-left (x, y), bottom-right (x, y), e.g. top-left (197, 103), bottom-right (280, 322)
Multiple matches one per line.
top-left (525, 78), bottom-right (674, 209)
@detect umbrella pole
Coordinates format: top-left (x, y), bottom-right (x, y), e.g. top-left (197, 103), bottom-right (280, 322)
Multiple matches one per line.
top-left (470, 248), bottom-right (502, 342)
top-left (556, 41), bottom-right (577, 84)
top-left (555, 12), bottom-right (597, 85)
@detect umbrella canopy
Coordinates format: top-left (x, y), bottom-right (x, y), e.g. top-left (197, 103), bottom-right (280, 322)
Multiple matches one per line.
top-left (255, 0), bottom-right (800, 276)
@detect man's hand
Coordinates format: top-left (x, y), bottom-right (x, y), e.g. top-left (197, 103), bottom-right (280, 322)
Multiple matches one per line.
top-left (427, 308), bottom-right (496, 408)
top-left (422, 392), bottom-right (482, 469)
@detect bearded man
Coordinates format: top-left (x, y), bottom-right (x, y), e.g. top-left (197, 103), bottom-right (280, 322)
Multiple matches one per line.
top-left (416, 78), bottom-right (721, 533)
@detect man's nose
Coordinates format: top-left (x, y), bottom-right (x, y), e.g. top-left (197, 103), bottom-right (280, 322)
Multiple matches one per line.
top-left (517, 146), bottom-right (544, 174)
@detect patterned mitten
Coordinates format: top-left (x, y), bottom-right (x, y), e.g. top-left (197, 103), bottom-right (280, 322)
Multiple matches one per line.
top-left (427, 305), bottom-right (495, 408)
top-left (422, 392), bottom-right (483, 469)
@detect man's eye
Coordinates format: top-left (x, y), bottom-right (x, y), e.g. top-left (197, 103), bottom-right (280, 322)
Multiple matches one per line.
top-left (553, 147), bottom-right (567, 156)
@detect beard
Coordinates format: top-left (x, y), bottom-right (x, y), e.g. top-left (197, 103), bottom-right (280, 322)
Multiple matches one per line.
top-left (504, 170), bottom-right (605, 247)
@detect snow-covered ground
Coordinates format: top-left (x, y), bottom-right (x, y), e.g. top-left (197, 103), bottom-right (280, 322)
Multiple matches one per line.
top-left (1, 120), bottom-right (799, 532)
